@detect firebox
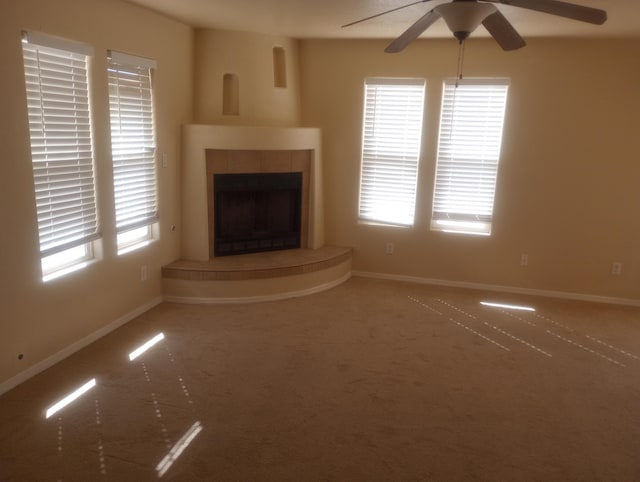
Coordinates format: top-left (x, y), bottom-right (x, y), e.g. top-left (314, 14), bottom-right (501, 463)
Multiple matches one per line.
top-left (213, 172), bottom-right (302, 256)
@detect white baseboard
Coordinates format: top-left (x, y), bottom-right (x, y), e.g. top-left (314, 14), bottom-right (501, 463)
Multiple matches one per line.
top-left (0, 297), bottom-right (163, 397)
top-left (353, 271), bottom-right (640, 308)
top-left (163, 272), bottom-right (352, 304)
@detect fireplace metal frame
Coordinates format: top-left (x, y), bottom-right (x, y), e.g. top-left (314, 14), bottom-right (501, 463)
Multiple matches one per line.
top-left (205, 148), bottom-right (311, 259)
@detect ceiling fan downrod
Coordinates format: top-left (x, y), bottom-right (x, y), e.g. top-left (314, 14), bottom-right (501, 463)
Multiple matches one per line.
top-left (455, 38), bottom-right (466, 84)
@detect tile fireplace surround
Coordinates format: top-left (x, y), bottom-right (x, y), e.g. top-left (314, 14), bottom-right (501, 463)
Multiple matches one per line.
top-left (206, 149), bottom-right (311, 258)
top-left (181, 125), bottom-right (325, 262)
top-left (163, 125), bottom-right (351, 303)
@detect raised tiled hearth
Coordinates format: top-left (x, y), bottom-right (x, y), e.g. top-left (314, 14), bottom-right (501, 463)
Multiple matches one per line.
top-left (162, 246), bottom-right (352, 303)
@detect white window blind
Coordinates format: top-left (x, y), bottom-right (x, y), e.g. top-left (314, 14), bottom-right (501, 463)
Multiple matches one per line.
top-left (431, 79), bottom-right (509, 236)
top-left (359, 78), bottom-right (425, 226)
top-left (22, 32), bottom-right (99, 260)
top-left (108, 51), bottom-right (158, 243)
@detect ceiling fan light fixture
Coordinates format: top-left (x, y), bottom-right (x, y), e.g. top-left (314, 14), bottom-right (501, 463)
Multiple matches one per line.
top-left (435, 1), bottom-right (497, 40)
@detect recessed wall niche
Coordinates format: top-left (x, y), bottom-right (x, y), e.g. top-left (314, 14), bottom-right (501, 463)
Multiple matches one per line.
top-left (273, 46), bottom-right (287, 88)
top-left (222, 73), bottom-right (239, 115)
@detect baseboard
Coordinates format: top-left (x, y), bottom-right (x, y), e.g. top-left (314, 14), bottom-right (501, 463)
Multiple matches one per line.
top-left (0, 296), bottom-right (163, 397)
top-left (353, 271), bottom-right (640, 308)
top-left (163, 272), bottom-right (352, 304)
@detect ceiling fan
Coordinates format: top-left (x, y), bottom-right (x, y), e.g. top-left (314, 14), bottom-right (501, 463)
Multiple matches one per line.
top-left (343, 0), bottom-right (607, 52)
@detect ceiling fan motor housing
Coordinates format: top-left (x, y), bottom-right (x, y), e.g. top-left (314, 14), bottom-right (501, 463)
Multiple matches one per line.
top-left (435, 1), bottom-right (497, 40)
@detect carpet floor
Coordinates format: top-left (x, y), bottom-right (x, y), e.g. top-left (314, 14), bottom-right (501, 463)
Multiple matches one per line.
top-left (1, 277), bottom-right (639, 481)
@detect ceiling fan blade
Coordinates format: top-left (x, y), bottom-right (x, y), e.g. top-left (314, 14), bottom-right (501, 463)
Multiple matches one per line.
top-left (482, 10), bottom-right (526, 50)
top-left (342, 0), bottom-right (435, 28)
top-left (496, 0), bottom-right (606, 25)
top-left (385, 9), bottom-right (442, 53)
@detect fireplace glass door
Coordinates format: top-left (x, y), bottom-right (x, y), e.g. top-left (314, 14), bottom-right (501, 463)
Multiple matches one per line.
top-left (213, 172), bottom-right (302, 256)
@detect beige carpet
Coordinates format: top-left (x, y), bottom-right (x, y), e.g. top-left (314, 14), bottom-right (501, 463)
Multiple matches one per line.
top-left (1, 277), bottom-right (639, 481)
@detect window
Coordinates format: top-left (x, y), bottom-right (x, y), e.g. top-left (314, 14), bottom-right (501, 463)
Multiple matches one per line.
top-left (107, 51), bottom-right (158, 254)
top-left (22, 31), bottom-right (99, 281)
top-left (431, 79), bottom-right (509, 236)
top-left (359, 78), bottom-right (425, 227)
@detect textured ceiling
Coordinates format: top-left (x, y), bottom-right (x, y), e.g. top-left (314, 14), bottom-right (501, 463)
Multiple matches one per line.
top-left (123, 0), bottom-right (639, 40)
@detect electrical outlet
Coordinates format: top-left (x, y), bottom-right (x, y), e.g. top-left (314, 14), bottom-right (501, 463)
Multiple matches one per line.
top-left (141, 265), bottom-right (148, 281)
top-left (386, 242), bottom-right (394, 255)
top-left (161, 153), bottom-right (168, 168)
top-left (520, 254), bottom-right (528, 266)
top-left (611, 262), bottom-right (622, 275)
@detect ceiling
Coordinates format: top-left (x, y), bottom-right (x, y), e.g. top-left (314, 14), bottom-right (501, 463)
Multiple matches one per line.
top-left (123, 0), bottom-right (640, 40)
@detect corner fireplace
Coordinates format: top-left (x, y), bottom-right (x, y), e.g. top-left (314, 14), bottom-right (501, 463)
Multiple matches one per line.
top-left (213, 172), bottom-right (302, 256)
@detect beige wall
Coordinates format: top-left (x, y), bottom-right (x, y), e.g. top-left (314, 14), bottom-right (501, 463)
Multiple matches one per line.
top-left (299, 38), bottom-right (640, 300)
top-left (193, 28), bottom-right (301, 126)
top-left (0, 0), bottom-right (192, 387)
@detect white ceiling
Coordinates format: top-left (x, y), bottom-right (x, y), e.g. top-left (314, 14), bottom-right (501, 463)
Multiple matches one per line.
top-left (124, 0), bottom-right (640, 40)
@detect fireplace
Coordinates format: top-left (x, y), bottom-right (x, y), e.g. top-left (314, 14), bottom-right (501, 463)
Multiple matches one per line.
top-left (213, 172), bottom-right (302, 256)
top-left (204, 146), bottom-right (312, 259)
top-left (179, 126), bottom-right (323, 261)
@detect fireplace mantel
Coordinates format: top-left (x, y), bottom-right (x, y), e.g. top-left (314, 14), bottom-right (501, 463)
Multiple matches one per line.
top-left (181, 125), bottom-right (325, 261)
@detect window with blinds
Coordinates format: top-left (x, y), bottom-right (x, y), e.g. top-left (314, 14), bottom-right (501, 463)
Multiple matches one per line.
top-left (107, 51), bottom-right (158, 253)
top-left (431, 79), bottom-right (509, 236)
top-left (359, 78), bottom-right (425, 227)
top-left (21, 31), bottom-right (99, 281)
